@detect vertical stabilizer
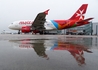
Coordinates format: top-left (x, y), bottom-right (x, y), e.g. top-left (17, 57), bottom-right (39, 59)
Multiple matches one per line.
top-left (69, 4), bottom-right (88, 20)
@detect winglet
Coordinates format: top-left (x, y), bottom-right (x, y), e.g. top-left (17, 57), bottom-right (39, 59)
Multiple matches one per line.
top-left (44, 9), bottom-right (50, 15)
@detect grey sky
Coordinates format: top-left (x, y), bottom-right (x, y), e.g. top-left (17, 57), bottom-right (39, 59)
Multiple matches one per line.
top-left (0, 0), bottom-right (98, 32)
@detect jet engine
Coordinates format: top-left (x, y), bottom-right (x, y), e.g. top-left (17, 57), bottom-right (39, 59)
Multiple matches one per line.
top-left (21, 26), bottom-right (31, 33)
top-left (21, 26), bottom-right (44, 34)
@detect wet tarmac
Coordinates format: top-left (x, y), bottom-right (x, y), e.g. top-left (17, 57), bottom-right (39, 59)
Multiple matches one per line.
top-left (0, 34), bottom-right (98, 70)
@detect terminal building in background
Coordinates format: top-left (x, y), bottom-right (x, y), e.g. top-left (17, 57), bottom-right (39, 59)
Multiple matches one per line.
top-left (92, 22), bottom-right (98, 35)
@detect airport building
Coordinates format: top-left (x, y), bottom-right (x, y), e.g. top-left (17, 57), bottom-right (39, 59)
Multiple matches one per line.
top-left (92, 22), bottom-right (98, 35)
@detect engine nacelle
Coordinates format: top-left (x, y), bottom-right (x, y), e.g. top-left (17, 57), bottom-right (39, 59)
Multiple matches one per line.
top-left (21, 26), bottom-right (43, 34)
top-left (21, 26), bottom-right (31, 33)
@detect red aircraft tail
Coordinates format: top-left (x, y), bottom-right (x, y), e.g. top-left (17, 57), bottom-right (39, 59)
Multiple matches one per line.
top-left (69, 4), bottom-right (88, 20)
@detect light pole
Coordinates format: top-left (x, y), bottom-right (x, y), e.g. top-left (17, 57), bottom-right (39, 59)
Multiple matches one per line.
top-left (96, 25), bottom-right (98, 35)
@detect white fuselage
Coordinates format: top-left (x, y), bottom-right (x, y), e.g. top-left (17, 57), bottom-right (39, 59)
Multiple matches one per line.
top-left (8, 20), bottom-right (57, 30)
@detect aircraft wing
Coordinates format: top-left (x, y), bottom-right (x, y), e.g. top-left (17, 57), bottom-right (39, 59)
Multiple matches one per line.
top-left (31, 9), bottom-right (49, 30)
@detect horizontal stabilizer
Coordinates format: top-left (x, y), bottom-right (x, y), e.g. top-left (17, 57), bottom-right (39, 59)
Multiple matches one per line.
top-left (77, 18), bottom-right (93, 23)
top-left (83, 18), bottom-right (94, 21)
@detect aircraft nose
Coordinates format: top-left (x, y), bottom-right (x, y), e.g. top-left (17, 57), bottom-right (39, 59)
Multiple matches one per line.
top-left (8, 24), bottom-right (13, 29)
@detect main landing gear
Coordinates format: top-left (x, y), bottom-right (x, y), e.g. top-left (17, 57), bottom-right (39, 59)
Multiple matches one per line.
top-left (18, 30), bottom-right (20, 34)
top-left (39, 31), bottom-right (44, 35)
top-left (39, 31), bottom-right (47, 35)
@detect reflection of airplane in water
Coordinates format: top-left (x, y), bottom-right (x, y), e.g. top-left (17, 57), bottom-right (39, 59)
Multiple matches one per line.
top-left (9, 39), bottom-right (92, 65)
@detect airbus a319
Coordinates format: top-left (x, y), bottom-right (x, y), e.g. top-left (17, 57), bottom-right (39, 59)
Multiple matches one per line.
top-left (8, 4), bottom-right (93, 34)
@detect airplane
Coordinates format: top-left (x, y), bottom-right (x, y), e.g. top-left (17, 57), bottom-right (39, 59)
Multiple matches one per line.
top-left (8, 4), bottom-right (93, 34)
